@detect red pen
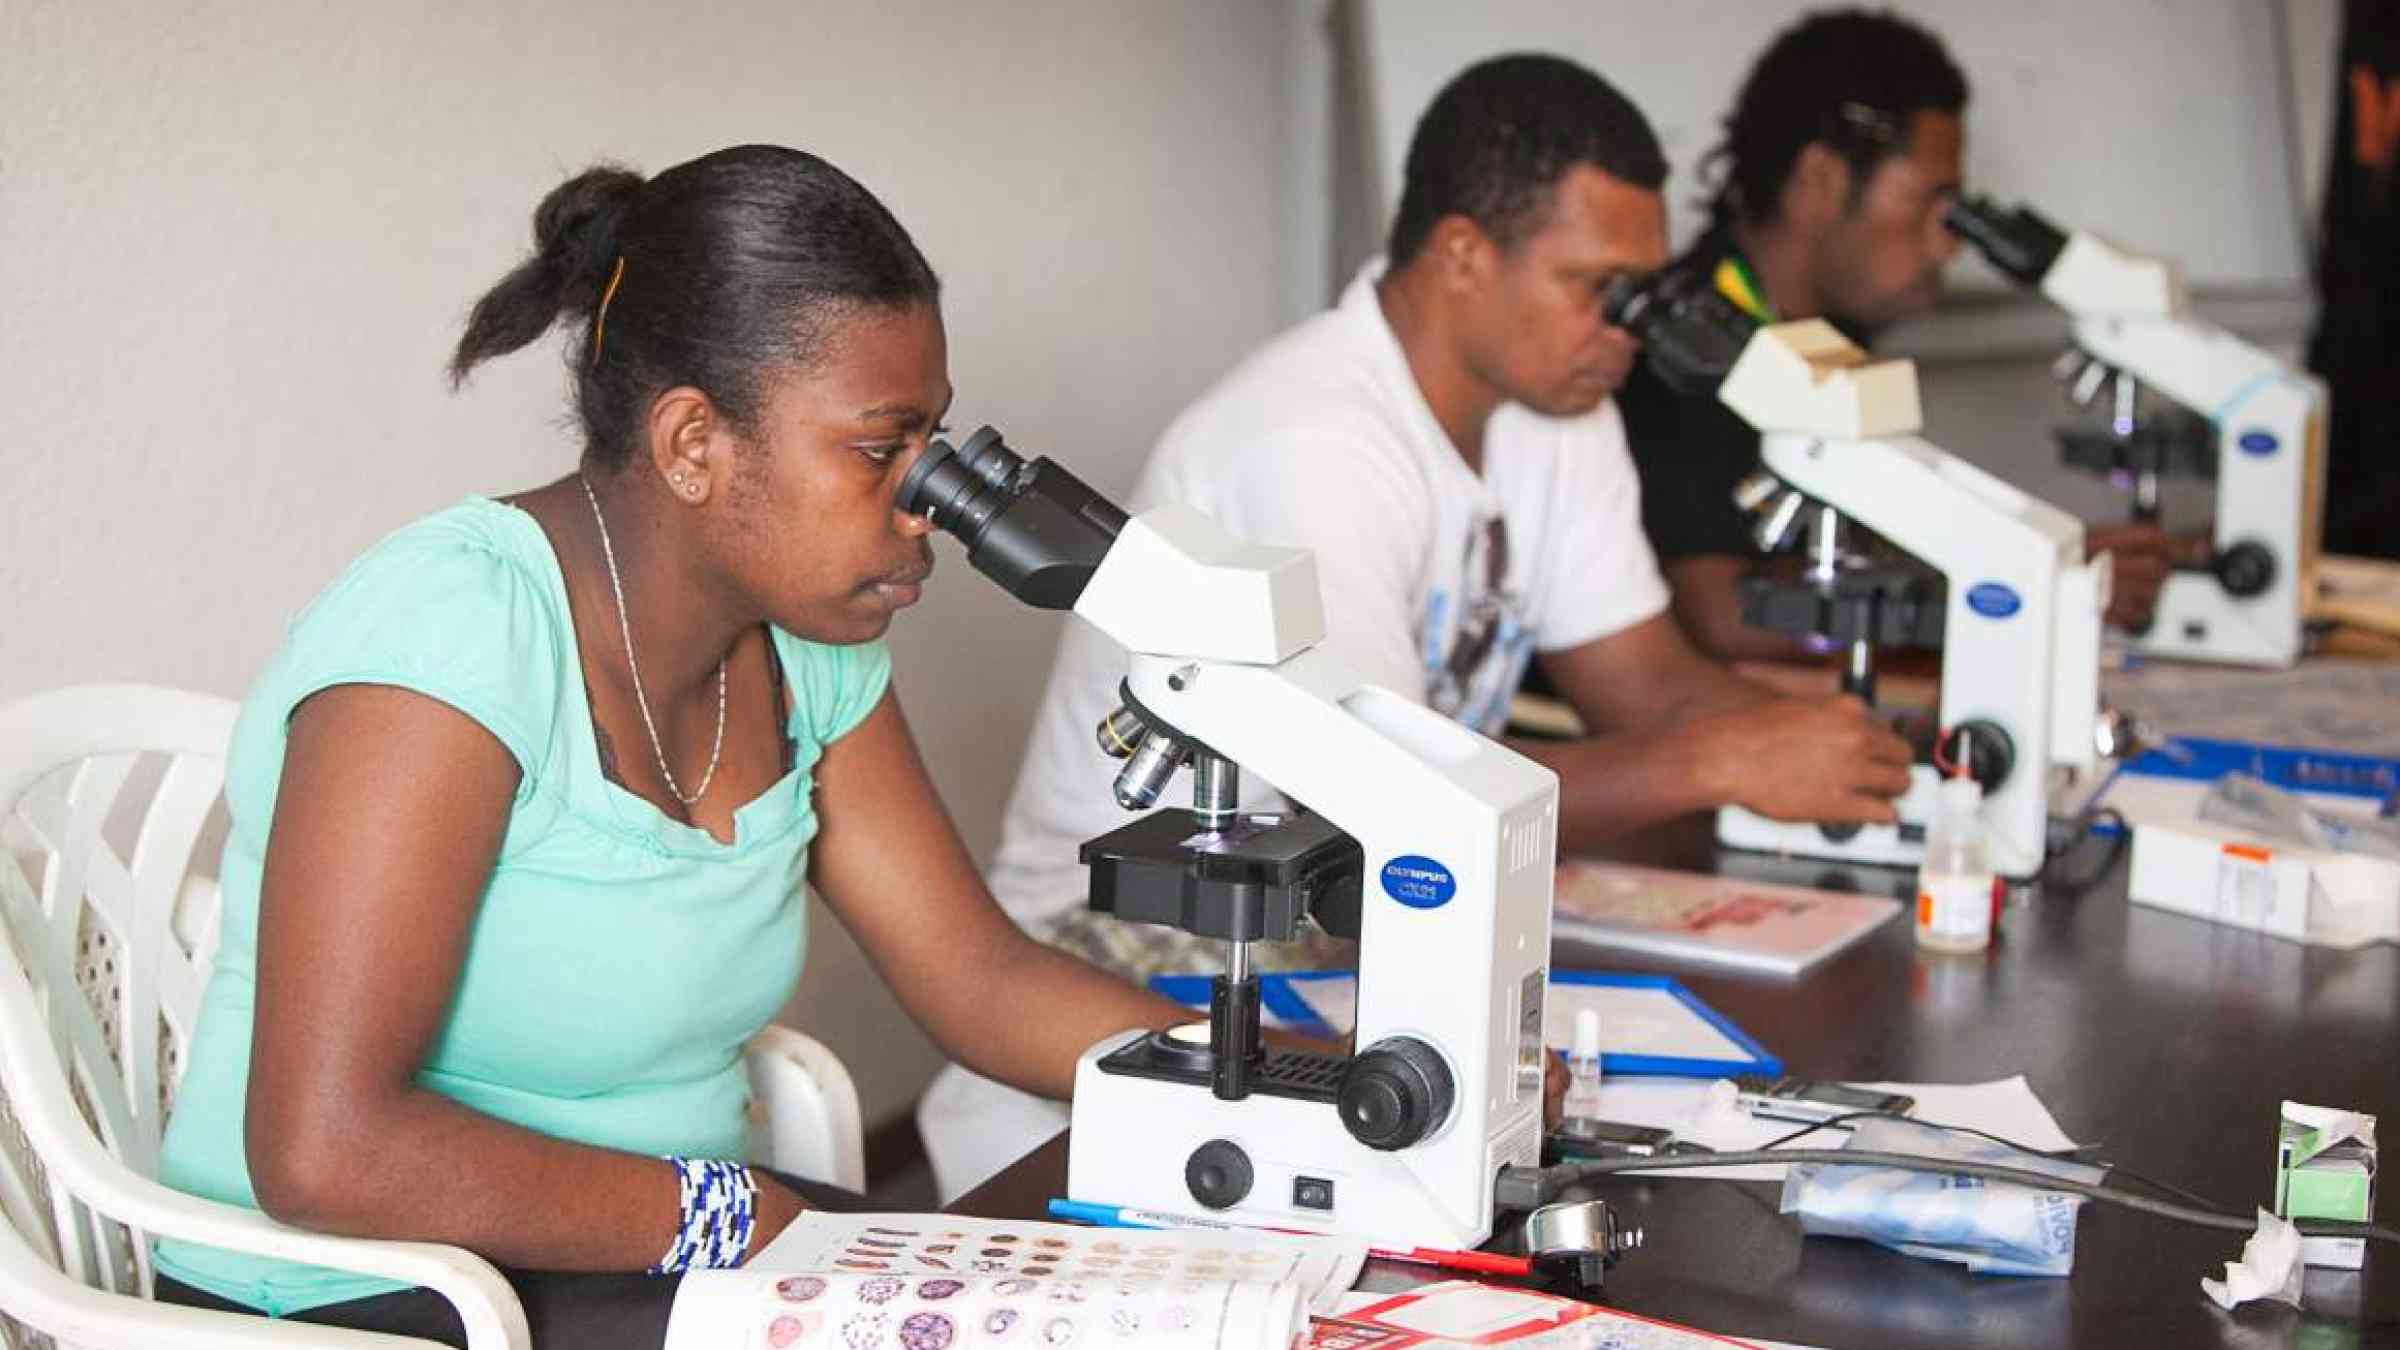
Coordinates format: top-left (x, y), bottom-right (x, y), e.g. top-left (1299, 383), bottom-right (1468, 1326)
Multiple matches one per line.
top-left (1370, 1245), bottom-right (1533, 1278)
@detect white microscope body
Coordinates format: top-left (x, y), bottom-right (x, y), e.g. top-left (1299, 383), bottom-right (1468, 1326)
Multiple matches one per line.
top-left (1952, 197), bottom-right (2327, 668)
top-left (1060, 504), bottom-right (1559, 1248)
top-left (900, 429), bottom-right (1557, 1248)
top-left (1708, 322), bottom-right (2110, 879)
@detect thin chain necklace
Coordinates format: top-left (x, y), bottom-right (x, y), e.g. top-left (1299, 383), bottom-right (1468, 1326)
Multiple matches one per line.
top-left (578, 474), bottom-right (727, 808)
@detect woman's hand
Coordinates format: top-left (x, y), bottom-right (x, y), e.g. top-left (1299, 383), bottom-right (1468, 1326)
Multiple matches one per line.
top-left (745, 1174), bottom-right (809, 1263)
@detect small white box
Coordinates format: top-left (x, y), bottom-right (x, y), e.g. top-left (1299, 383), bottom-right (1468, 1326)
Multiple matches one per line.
top-left (2127, 818), bottom-right (2400, 948)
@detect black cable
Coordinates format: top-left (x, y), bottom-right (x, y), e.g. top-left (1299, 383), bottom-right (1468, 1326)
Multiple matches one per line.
top-left (1753, 1110), bottom-right (2083, 1157)
top-left (1752, 1110), bottom-right (2228, 1213)
top-left (2042, 805), bottom-right (2130, 895)
top-left (1509, 1151), bottom-right (2400, 1246)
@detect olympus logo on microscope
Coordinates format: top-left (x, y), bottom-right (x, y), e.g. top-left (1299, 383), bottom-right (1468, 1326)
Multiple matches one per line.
top-left (1381, 855), bottom-right (1458, 909)
top-left (1965, 582), bottom-right (2023, 620)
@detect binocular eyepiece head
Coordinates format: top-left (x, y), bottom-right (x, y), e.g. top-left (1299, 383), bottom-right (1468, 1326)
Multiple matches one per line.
top-left (1943, 193), bottom-right (2067, 287)
top-left (1601, 268), bottom-right (1757, 397)
top-left (894, 425), bottom-right (1128, 611)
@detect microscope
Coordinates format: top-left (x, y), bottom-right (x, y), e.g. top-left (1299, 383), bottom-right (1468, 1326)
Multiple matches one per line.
top-left (1607, 271), bottom-right (2114, 878)
top-left (1947, 195), bottom-right (2326, 668)
top-left (899, 429), bottom-right (1559, 1249)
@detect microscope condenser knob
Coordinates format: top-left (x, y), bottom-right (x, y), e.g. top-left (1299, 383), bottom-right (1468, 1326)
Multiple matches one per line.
top-left (2211, 541), bottom-right (2277, 599)
top-left (1184, 1139), bottom-right (1254, 1210)
top-left (1338, 1037), bottom-right (1455, 1152)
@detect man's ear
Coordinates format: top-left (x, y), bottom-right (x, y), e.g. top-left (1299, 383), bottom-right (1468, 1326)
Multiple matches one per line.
top-left (1784, 142), bottom-right (1856, 228)
top-left (1427, 214), bottom-right (1501, 296)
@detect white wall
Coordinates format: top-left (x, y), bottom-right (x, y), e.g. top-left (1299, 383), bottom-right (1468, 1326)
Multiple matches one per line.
top-left (0, 0), bottom-right (1293, 1128)
top-left (1350, 0), bottom-right (2314, 289)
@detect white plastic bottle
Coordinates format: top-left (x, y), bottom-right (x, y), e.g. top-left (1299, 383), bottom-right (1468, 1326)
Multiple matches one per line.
top-left (1916, 776), bottom-right (1996, 952)
top-left (1562, 1007), bottom-right (1607, 1122)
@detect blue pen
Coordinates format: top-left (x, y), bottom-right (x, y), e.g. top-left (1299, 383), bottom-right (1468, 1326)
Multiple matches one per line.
top-left (1045, 1198), bottom-right (1157, 1228)
top-left (1045, 1199), bottom-right (1289, 1233)
top-left (1045, 1198), bottom-right (1531, 1277)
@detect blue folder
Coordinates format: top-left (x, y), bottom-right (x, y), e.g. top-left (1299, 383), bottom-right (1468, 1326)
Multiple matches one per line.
top-left (1147, 967), bottom-right (1781, 1078)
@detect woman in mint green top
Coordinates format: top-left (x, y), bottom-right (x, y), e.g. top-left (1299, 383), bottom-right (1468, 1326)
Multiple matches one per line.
top-left (152, 146), bottom-right (1185, 1350)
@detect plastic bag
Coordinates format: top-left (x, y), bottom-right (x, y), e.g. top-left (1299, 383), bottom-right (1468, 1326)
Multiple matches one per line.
top-left (1779, 1117), bottom-right (2105, 1276)
top-left (2197, 773), bottom-right (2400, 860)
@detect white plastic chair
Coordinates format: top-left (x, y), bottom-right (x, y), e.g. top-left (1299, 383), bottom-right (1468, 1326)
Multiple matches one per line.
top-left (0, 684), bottom-right (864, 1349)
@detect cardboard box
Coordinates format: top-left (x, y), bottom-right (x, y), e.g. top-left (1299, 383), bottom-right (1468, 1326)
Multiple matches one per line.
top-left (2276, 1102), bottom-right (2377, 1270)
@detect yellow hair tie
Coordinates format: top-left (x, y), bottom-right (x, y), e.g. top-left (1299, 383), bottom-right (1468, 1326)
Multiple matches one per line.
top-left (590, 255), bottom-right (627, 366)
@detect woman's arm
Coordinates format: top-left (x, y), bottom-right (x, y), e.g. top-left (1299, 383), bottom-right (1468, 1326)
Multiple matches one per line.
top-left (244, 684), bottom-right (804, 1268)
top-left (806, 692), bottom-right (1198, 1101)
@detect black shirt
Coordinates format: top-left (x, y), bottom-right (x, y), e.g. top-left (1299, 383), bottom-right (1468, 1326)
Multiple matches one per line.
top-left (1620, 229), bottom-right (1770, 566)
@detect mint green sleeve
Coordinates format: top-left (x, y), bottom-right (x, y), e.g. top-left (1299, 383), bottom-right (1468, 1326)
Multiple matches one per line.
top-left (774, 633), bottom-right (893, 748)
top-left (266, 534), bottom-right (567, 800)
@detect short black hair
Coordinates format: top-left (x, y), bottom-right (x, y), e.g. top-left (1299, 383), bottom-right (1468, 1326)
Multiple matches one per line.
top-left (1387, 53), bottom-right (1668, 269)
top-left (1704, 9), bottom-right (1969, 229)
top-left (450, 145), bottom-right (940, 470)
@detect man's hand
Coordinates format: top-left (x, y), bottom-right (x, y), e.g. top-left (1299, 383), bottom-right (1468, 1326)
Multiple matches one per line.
top-left (2085, 522), bottom-right (2174, 630)
top-left (1696, 694), bottom-right (1914, 824)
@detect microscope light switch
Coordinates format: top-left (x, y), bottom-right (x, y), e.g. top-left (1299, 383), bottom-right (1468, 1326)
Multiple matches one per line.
top-left (1293, 1176), bottom-right (1336, 1211)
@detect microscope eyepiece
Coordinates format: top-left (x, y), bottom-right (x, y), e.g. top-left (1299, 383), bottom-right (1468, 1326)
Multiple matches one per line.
top-left (896, 426), bottom-right (1024, 539)
top-left (896, 425), bottom-right (1129, 611)
top-left (1945, 194), bottom-right (2068, 287)
top-left (1602, 269), bottom-right (1756, 397)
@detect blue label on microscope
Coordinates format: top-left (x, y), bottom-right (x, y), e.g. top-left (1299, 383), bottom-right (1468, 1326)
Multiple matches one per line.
top-left (2237, 429), bottom-right (2279, 456)
top-left (1965, 582), bottom-right (2022, 619)
top-left (1381, 856), bottom-right (1457, 909)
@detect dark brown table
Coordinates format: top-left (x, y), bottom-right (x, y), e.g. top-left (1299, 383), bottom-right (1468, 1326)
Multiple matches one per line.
top-left (950, 820), bottom-right (2399, 1349)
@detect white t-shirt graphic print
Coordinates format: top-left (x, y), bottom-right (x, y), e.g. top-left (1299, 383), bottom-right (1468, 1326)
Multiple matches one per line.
top-left (1427, 512), bottom-right (1531, 734)
top-left (986, 263), bottom-right (1669, 936)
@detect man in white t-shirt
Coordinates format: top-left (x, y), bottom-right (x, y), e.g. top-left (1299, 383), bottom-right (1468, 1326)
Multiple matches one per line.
top-left (919, 53), bottom-right (1913, 1199)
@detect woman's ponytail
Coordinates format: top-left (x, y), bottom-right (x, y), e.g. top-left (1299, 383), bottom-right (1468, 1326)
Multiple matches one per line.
top-left (448, 165), bottom-right (643, 387)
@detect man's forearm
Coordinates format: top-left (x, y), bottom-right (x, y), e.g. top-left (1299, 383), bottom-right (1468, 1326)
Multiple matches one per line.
top-left (1645, 647), bottom-right (1774, 725)
top-left (1506, 723), bottom-right (1731, 853)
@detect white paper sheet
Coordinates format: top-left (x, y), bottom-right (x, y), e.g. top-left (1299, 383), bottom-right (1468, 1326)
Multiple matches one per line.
top-left (1570, 1074), bottom-right (2076, 1182)
top-left (1540, 983), bottom-right (1756, 1067)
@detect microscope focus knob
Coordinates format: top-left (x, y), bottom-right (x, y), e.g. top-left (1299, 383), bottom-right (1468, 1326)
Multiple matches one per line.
top-left (2211, 541), bottom-right (2277, 599)
top-left (1184, 1139), bottom-right (1254, 1210)
top-left (1936, 720), bottom-right (2015, 794)
top-left (1338, 1037), bottom-right (1454, 1152)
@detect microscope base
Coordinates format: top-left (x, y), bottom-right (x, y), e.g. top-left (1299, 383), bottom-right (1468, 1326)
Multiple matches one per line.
top-left (2128, 573), bottom-right (2302, 669)
top-left (1716, 763), bottom-right (2060, 879)
top-left (1716, 767), bottom-right (1946, 873)
top-left (1066, 1030), bottom-right (1533, 1249)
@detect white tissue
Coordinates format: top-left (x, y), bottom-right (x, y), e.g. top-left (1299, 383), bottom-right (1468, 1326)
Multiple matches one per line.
top-left (1693, 1077), bottom-right (1750, 1134)
top-left (2201, 1208), bottom-right (2305, 1311)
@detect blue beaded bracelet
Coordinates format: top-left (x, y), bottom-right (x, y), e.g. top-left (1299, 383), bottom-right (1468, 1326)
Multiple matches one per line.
top-left (652, 1157), bottom-right (759, 1273)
